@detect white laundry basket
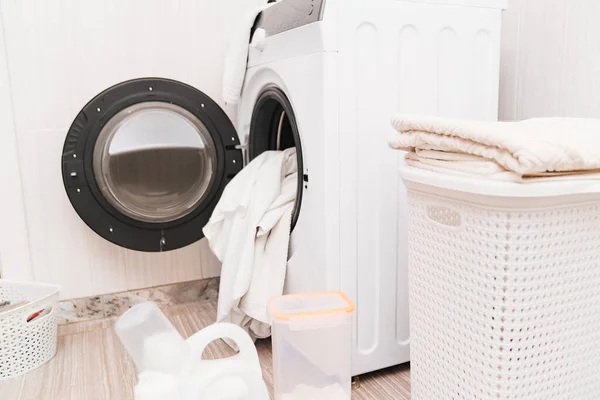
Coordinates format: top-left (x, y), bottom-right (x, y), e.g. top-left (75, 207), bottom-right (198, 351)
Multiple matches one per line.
top-left (400, 166), bottom-right (600, 400)
top-left (0, 280), bottom-right (60, 380)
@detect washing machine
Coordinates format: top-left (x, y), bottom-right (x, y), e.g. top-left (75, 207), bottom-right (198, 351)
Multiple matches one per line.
top-left (236, 0), bottom-right (506, 375)
top-left (57, 0), bottom-right (504, 375)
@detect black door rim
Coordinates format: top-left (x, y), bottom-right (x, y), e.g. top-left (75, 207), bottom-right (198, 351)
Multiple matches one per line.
top-left (61, 78), bottom-right (243, 252)
top-left (249, 85), bottom-right (304, 230)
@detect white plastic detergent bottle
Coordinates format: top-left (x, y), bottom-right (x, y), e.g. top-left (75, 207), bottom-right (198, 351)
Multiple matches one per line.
top-left (115, 302), bottom-right (269, 400)
top-left (180, 322), bottom-right (270, 400)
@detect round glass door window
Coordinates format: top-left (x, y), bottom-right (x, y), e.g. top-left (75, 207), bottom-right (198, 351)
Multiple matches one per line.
top-left (62, 78), bottom-right (243, 252)
top-left (93, 102), bottom-right (217, 223)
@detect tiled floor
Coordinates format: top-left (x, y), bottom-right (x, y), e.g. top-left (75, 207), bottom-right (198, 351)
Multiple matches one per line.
top-left (0, 300), bottom-right (411, 399)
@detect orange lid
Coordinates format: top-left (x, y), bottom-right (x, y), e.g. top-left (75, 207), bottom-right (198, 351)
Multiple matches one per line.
top-left (268, 291), bottom-right (355, 321)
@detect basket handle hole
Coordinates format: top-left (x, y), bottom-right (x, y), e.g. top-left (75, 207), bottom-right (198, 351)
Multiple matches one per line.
top-left (427, 205), bottom-right (462, 227)
top-left (26, 307), bottom-right (53, 323)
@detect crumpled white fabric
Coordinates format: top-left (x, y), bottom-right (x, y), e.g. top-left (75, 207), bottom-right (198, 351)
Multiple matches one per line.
top-left (203, 148), bottom-right (297, 341)
top-left (222, 2), bottom-right (272, 104)
top-left (390, 115), bottom-right (600, 182)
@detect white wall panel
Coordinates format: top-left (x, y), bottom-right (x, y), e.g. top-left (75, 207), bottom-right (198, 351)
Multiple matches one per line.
top-left (500, 0), bottom-right (600, 120)
top-left (0, 5), bottom-right (33, 280)
top-left (0, 0), bottom-right (257, 298)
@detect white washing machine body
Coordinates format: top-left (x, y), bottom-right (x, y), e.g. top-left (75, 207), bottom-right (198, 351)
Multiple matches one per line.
top-left (238, 0), bottom-right (506, 375)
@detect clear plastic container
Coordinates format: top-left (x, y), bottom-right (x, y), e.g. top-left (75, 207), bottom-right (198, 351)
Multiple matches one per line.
top-left (268, 291), bottom-right (355, 400)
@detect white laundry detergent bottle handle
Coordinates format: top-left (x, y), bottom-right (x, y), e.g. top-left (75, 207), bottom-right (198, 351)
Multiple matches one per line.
top-left (187, 322), bottom-right (260, 365)
top-left (181, 323), bottom-right (269, 400)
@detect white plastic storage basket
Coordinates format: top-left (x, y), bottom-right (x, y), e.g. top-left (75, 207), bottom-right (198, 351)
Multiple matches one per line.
top-left (0, 280), bottom-right (60, 380)
top-left (400, 166), bottom-right (600, 400)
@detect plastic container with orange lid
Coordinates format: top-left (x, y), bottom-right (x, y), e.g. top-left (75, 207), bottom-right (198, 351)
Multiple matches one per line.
top-left (268, 291), bottom-right (355, 400)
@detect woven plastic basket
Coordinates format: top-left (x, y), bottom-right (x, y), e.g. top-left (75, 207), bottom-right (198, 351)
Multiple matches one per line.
top-left (0, 280), bottom-right (60, 380)
top-left (400, 166), bottom-right (600, 400)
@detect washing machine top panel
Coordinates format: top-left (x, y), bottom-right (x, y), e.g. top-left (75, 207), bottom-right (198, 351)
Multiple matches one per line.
top-left (247, 0), bottom-right (505, 68)
top-left (400, 0), bottom-right (506, 8)
top-left (253, 0), bottom-right (326, 39)
top-left (253, 0), bottom-right (505, 40)
top-left (62, 78), bottom-right (243, 252)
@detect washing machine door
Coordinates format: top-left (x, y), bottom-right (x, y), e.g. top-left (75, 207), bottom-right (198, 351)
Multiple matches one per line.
top-left (248, 85), bottom-right (304, 230)
top-left (61, 78), bottom-right (243, 252)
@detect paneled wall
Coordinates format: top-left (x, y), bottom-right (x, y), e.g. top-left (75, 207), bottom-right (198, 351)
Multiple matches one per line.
top-left (500, 0), bottom-right (600, 120)
top-left (6, 0), bottom-right (597, 299)
top-left (0, 0), bottom-right (262, 299)
top-left (0, 10), bottom-right (32, 281)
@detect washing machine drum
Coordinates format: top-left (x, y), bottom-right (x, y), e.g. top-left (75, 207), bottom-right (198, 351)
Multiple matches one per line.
top-left (61, 78), bottom-right (243, 252)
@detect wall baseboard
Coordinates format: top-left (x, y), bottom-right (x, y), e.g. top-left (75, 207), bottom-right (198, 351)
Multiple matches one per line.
top-left (57, 277), bottom-right (219, 325)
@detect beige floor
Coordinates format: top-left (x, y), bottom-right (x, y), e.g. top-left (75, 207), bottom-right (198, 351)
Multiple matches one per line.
top-left (0, 301), bottom-right (411, 399)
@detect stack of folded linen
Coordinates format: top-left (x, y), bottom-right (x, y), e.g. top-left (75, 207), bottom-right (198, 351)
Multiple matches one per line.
top-left (389, 115), bottom-right (600, 182)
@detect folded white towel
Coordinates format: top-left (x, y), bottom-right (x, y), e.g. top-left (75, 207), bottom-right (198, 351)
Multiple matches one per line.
top-left (390, 115), bottom-right (600, 181)
top-left (203, 148), bottom-right (297, 341)
top-left (222, 3), bottom-right (272, 105)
